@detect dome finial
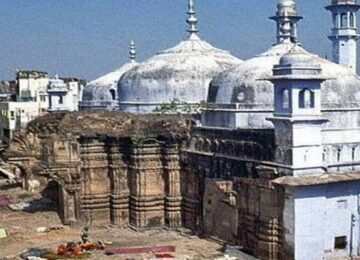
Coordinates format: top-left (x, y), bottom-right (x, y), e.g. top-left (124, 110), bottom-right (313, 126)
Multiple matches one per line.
top-left (186, 0), bottom-right (199, 36)
top-left (270, 0), bottom-right (303, 44)
top-left (129, 40), bottom-right (136, 63)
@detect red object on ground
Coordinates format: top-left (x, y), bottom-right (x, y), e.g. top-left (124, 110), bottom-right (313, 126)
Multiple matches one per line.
top-left (0, 195), bottom-right (10, 207)
top-left (105, 245), bottom-right (175, 255)
top-left (57, 244), bottom-right (66, 255)
top-left (155, 253), bottom-right (174, 258)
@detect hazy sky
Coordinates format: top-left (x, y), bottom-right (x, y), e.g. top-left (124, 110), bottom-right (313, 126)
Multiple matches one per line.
top-left (0, 0), bottom-right (344, 81)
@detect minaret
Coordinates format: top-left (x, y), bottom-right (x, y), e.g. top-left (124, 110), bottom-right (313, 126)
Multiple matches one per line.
top-left (270, 0), bottom-right (303, 44)
top-left (326, 0), bottom-right (360, 73)
top-left (129, 40), bottom-right (136, 63)
top-left (267, 48), bottom-right (329, 176)
top-left (186, 0), bottom-right (199, 39)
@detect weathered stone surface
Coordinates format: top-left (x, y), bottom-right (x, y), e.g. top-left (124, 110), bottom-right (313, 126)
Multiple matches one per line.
top-left (3, 110), bottom-right (298, 259)
top-left (6, 111), bottom-right (190, 229)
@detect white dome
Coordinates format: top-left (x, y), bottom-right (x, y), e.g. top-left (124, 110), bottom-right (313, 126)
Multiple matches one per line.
top-left (82, 62), bottom-right (138, 103)
top-left (209, 42), bottom-right (360, 108)
top-left (118, 34), bottom-right (242, 113)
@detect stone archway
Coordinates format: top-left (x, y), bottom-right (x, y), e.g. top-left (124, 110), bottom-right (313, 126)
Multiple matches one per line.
top-left (49, 175), bottom-right (82, 226)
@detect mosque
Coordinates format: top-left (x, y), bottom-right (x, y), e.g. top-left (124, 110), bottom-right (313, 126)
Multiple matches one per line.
top-left (8, 0), bottom-right (360, 260)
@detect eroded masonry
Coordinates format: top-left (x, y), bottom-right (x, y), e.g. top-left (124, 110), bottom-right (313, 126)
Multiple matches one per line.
top-left (3, 111), bottom-right (282, 259)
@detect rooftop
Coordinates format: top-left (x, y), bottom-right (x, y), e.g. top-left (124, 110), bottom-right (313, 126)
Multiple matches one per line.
top-left (272, 172), bottom-right (360, 186)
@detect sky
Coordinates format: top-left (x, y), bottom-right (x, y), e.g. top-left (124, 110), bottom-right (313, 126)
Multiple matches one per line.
top-left (0, 0), bottom-right (344, 81)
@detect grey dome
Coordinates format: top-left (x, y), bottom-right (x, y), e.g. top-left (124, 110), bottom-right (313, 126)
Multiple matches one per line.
top-left (83, 62), bottom-right (138, 102)
top-left (81, 62), bottom-right (138, 110)
top-left (118, 34), bottom-right (242, 113)
top-left (279, 52), bottom-right (313, 67)
top-left (209, 42), bottom-right (360, 109)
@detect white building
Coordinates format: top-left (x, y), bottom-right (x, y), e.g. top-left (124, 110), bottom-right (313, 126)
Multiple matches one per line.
top-left (326, 0), bottom-right (360, 73)
top-left (0, 101), bottom-right (40, 140)
top-left (47, 76), bottom-right (84, 112)
top-left (0, 71), bottom-right (84, 142)
top-left (16, 70), bottom-right (50, 113)
top-left (198, 0), bottom-right (360, 259)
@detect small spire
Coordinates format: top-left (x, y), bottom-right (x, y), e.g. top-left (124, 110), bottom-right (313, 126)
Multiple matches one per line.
top-left (186, 0), bottom-right (199, 36)
top-left (129, 40), bottom-right (136, 63)
top-left (270, 0), bottom-right (303, 44)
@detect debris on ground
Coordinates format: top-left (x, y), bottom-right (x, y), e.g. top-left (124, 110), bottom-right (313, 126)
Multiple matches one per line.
top-left (35, 227), bottom-right (47, 233)
top-left (0, 184), bottom-right (225, 260)
top-left (0, 195), bottom-right (11, 207)
top-left (41, 251), bottom-right (92, 259)
top-left (223, 245), bottom-right (258, 260)
top-left (105, 245), bottom-right (175, 255)
top-left (0, 228), bottom-right (7, 239)
top-left (8, 198), bottom-right (55, 212)
top-left (27, 257), bottom-right (48, 260)
top-left (154, 252), bottom-right (174, 259)
top-left (20, 248), bottom-right (49, 259)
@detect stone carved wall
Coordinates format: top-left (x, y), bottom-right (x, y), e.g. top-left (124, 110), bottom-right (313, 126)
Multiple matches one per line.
top-left (6, 112), bottom-right (189, 229)
top-left (5, 111), bottom-right (293, 259)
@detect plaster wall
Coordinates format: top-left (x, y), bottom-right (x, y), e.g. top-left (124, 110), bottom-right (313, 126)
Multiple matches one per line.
top-left (289, 181), bottom-right (360, 260)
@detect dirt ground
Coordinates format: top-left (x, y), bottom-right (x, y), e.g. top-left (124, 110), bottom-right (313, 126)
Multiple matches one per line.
top-left (0, 181), bottom-right (225, 260)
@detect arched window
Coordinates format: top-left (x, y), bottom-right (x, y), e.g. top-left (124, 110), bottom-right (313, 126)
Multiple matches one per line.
top-left (299, 89), bottom-right (314, 108)
top-left (350, 13), bottom-right (355, 28)
top-left (340, 13), bottom-right (348, 28)
top-left (109, 89), bottom-right (116, 100)
top-left (337, 148), bottom-right (341, 162)
top-left (282, 89), bottom-right (290, 109)
top-left (351, 147), bottom-right (356, 161)
top-left (333, 14), bottom-right (338, 28)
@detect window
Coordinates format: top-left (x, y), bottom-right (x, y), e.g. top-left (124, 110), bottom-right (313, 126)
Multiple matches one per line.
top-left (237, 92), bottom-right (245, 102)
top-left (10, 111), bottom-right (15, 120)
top-left (110, 89), bottom-right (116, 100)
top-left (40, 96), bottom-right (46, 102)
top-left (350, 13), bottom-right (355, 28)
top-left (334, 236), bottom-right (347, 250)
top-left (282, 89), bottom-right (290, 109)
top-left (299, 89), bottom-right (314, 108)
top-left (333, 14), bottom-right (338, 28)
top-left (352, 147), bottom-right (356, 161)
top-left (337, 200), bottom-right (348, 210)
top-left (59, 96), bottom-right (63, 104)
top-left (3, 129), bottom-right (10, 139)
top-left (337, 148), bottom-right (341, 162)
top-left (340, 13), bottom-right (348, 28)
top-left (323, 149), bottom-right (327, 162)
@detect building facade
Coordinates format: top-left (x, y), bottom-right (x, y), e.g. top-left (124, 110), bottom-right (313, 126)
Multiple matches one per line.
top-left (326, 0), bottom-right (360, 73)
top-left (4, 0), bottom-right (360, 260)
top-left (47, 76), bottom-right (84, 112)
top-left (0, 71), bottom-right (84, 143)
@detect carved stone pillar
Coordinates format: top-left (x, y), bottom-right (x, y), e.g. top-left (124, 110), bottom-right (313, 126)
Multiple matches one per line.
top-left (181, 166), bottom-right (200, 231)
top-left (53, 172), bottom-right (82, 226)
top-left (236, 178), bottom-right (282, 260)
top-left (163, 144), bottom-right (182, 228)
top-left (80, 140), bottom-right (111, 226)
top-left (129, 140), bottom-right (165, 228)
top-left (108, 143), bottom-right (130, 227)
